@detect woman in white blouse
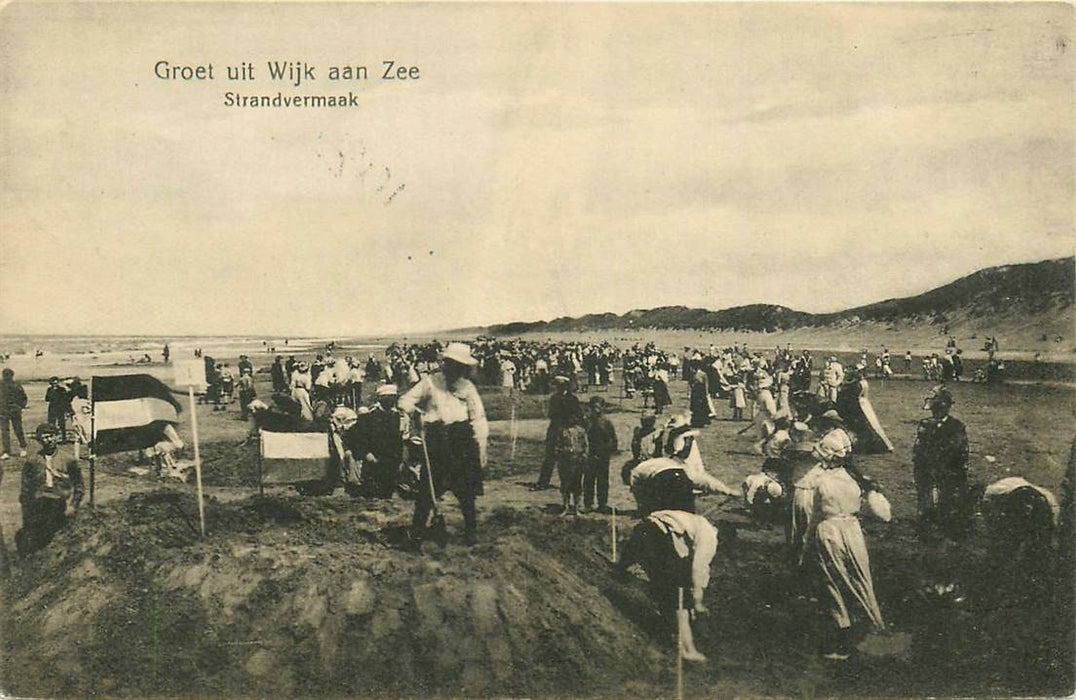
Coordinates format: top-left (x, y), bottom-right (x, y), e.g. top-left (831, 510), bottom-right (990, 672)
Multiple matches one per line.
top-left (399, 343), bottom-right (488, 547)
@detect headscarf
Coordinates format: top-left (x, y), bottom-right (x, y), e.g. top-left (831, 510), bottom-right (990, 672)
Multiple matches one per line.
top-left (812, 428), bottom-right (853, 464)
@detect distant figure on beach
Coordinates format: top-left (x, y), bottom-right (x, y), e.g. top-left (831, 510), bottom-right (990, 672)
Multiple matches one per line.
top-left (45, 377), bottom-right (71, 443)
top-left (1, 368), bottom-right (29, 459)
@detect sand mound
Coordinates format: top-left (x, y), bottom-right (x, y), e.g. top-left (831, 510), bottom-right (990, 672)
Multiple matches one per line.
top-left (2, 489), bottom-right (666, 698)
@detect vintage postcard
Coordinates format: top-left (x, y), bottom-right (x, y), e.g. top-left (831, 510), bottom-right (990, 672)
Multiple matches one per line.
top-left (0, 3), bottom-right (1072, 698)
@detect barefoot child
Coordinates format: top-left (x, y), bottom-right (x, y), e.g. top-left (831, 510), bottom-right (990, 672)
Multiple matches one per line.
top-left (555, 409), bottom-right (589, 515)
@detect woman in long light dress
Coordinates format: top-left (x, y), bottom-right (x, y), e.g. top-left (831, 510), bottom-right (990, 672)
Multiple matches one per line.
top-left (787, 426), bottom-right (853, 571)
top-left (290, 362), bottom-right (315, 423)
top-left (811, 435), bottom-right (888, 659)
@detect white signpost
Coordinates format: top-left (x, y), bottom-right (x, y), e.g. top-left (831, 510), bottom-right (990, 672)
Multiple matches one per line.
top-left (174, 361), bottom-right (207, 537)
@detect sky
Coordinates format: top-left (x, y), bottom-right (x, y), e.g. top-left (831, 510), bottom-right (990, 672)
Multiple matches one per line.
top-left (1, 2), bottom-right (1072, 337)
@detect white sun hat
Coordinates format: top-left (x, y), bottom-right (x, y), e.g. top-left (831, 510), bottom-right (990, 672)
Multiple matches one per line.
top-left (442, 342), bottom-right (478, 367)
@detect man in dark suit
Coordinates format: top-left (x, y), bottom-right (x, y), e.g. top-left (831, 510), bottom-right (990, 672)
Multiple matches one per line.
top-left (532, 376), bottom-right (580, 491)
top-left (912, 386), bottom-right (969, 539)
top-left (0, 368), bottom-right (29, 459)
top-left (346, 384), bottom-right (408, 498)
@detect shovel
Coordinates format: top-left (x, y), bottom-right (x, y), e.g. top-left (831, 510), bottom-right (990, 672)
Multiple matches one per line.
top-left (417, 417), bottom-right (449, 548)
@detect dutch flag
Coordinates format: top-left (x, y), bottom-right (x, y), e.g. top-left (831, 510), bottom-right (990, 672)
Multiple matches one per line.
top-left (90, 374), bottom-right (182, 455)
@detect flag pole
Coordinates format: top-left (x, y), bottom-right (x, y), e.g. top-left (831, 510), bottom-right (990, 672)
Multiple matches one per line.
top-left (89, 376), bottom-right (95, 508)
top-left (188, 385), bottom-right (206, 538)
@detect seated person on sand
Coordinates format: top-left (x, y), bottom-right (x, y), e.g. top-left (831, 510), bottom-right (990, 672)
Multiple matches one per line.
top-left (16, 424), bottom-right (83, 556)
top-left (328, 406), bottom-right (363, 496)
top-left (613, 509), bottom-right (719, 662)
top-left (343, 385), bottom-right (409, 499)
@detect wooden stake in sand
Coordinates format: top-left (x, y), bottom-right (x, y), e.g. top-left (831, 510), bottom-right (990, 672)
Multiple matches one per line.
top-left (0, 463), bottom-right (9, 578)
top-left (88, 376), bottom-right (95, 507)
top-left (174, 361), bottom-right (208, 538)
top-left (188, 385), bottom-right (206, 538)
top-left (677, 587), bottom-right (685, 700)
top-left (509, 391), bottom-right (518, 462)
top-left (610, 504), bottom-right (617, 562)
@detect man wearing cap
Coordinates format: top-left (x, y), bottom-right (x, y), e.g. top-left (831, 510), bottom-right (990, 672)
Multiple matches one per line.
top-left (399, 342), bottom-right (488, 546)
top-left (347, 384), bottom-right (409, 498)
top-left (584, 396), bottom-right (618, 513)
top-left (913, 386), bottom-right (969, 538)
top-left (16, 424), bottom-right (83, 556)
top-left (532, 375), bottom-right (581, 491)
top-left (0, 368), bottom-right (29, 459)
top-left (45, 377), bottom-right (71, 442)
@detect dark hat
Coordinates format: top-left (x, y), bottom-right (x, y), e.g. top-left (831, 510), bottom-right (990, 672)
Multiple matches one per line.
top-left (2, 368), bottom-right (13, 378)
top-left (588, 395), bottom-right (605, 406)
top-left (49, 376), bottom-right (60, 383)
top-left (927, 386), bottom-right (954, 406)
top-left (34, 423), bottom-right (59, 441)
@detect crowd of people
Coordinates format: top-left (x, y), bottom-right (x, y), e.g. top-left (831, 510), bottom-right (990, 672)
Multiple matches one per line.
top-left (5, 333), bottom-right (1071, 672)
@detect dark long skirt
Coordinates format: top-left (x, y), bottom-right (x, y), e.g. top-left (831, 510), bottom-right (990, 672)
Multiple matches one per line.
top-left (412, 422), bottom-right (483, 537)
top-left (653, 379), bottom-right (672, 412)
top-left (421, 422), bottom-right (483, 499)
